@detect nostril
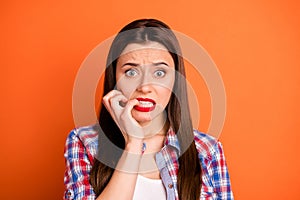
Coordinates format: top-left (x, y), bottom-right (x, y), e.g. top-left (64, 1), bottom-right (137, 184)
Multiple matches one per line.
top-left (136, 84), bottom-right (152, 93)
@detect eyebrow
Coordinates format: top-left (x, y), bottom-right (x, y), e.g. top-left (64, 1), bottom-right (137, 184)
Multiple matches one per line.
top-left (121, 61), bottom-right (170, 68)
top-left (121, 62), bottom-right (139, 68)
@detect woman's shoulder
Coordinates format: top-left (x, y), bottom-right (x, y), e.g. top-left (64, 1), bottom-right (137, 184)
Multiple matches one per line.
top-left (65, 124), bottom-right (99, 154)
top-left (193, 129), bottom-right (223, 161)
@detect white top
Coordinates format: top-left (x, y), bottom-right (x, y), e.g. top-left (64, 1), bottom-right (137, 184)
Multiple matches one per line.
top-left (132, 175), bottom-right (167, 200)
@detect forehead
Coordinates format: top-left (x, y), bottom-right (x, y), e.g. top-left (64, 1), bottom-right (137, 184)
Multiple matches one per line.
top-left (121, 42), bottom-right (168, 54)
top-left (118, 42), bottom-right (173, 63)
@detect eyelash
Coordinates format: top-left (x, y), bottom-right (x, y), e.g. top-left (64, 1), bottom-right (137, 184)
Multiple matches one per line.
top-left (124, 68), bottom-right (167, 78)
top-left (153, 69), bottom-right (166, 78)
top-left (125, 69), bottom-right (138, 77)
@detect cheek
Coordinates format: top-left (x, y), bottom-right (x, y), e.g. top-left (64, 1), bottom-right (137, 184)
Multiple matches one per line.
top-left (156, 77), bottom-right (175, 106)
top-left (162, 77), bottom-right (175, 98)
top-left (158, 88), bottom-right (173, 105)
top-left (116, 77), bottom-right (137, 98)
top-left (161, 73), bottom-right (175, 92)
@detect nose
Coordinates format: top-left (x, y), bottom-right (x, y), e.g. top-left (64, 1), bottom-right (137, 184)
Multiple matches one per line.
top-left (136, 74), bottom-right (152, 93)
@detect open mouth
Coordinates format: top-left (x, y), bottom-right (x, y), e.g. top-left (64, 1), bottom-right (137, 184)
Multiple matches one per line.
top-left (134, 98), bottom-right (156, 112)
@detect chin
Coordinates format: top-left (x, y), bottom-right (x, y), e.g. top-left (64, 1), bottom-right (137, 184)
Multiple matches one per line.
top-left (131, 110), bottom-right (152, 124)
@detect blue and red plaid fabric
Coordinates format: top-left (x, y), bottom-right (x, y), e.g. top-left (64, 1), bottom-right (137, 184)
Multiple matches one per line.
top-left (64, 125), bottom-right (233, 199)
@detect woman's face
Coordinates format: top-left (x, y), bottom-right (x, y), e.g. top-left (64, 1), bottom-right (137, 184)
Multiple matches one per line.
top-left (116, 42), bottom-right (175, 125)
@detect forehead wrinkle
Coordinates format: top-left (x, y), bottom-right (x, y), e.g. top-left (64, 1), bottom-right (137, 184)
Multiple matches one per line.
top-left (118, 50), bottom-right (174, 67)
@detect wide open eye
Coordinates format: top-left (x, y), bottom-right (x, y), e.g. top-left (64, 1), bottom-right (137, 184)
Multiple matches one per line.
top-left (153, 69), bottom-right (166, 78)
top-left (125, 69), bottom-right (138, 77)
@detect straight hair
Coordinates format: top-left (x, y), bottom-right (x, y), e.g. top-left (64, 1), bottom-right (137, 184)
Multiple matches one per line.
top-left (90, 19), bottom-right (201, 200)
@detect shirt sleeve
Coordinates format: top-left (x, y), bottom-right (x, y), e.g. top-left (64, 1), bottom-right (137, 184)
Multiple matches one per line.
top-left (63, 130), bottom-right (96, 200)
top-left (210, 142), bottom-right (234, 199)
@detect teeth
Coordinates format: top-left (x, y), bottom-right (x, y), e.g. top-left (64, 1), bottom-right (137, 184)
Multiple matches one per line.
top-left (138, 101), bottom-right (154, 107)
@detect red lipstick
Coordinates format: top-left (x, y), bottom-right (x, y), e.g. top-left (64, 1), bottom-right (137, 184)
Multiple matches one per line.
top-left (134, 98), bottom-right (156, 112)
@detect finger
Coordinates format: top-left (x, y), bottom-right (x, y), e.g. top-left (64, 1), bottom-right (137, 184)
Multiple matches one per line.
top-left (110, 94), bottom-right (128, 117)
top-left (121, 99), bottom-right (145, 138)
top-left (102, 91), bottom-right (125, 130)
top-left (102, 90), bottom-right (131, 143)
top-left (102, 90), bottom-right (122, 107)
top-left (123, 98), bottom-right (139, 117)
top-left (102, 90), bottom-right (124, 114)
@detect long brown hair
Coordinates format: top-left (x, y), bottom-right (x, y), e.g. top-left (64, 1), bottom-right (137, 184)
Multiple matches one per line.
top-left (90, 19), bottom-right (201, 200)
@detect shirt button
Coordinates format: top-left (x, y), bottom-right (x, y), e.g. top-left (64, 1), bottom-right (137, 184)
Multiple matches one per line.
top-left (168, 184), bottom-right (173, 189)
top-left (65, 190), bottom-right (74, 199)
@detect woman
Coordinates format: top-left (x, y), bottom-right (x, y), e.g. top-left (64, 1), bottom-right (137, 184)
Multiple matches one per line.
top-left (64, 19), bottom-right (233, 200)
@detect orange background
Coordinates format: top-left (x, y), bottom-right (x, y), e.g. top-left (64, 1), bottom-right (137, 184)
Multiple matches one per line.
top-left (1, 0), bottom-right (300, 199)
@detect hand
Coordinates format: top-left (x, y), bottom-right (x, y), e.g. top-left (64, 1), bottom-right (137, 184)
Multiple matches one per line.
top-left (102, 90), bottom-right (144, 144)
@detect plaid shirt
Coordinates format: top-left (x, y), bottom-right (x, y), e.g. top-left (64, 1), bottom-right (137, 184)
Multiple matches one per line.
top-left (64, 125), bottom-right (233, 200)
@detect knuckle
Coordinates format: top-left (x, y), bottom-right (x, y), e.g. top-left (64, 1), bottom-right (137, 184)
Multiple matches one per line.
top-left (120, 113), bottom-right (127, 121)
top-left (102, 96), bottom-right (108, 103)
